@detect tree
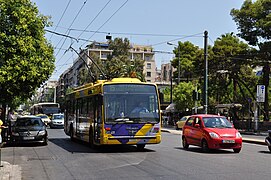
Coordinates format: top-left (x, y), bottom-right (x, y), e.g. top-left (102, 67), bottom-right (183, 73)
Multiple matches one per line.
top-left (0, 0), bottom-right (55, 109)
top-left (106, 37), bottom-right (144, 80)
top-left (171, 41), bottom-right (201, 83)
top-left (173, 82), bottom-right (195, 112)
top-left (231, 0), bottom-right (271, 121)
top-left (209, 33), bottom-right (256, 105)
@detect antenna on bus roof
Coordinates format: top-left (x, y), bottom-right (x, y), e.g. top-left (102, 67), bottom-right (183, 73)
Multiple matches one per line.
top-left (69, 46), bottom-right (108, 82)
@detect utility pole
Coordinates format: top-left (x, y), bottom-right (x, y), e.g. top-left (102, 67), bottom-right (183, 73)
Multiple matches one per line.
top-left (167, 42), bottom-right (180, 84)
top-left (170, 64), bottom-right (173, 103)
top-left (203, 31), bottom-right (208, 114)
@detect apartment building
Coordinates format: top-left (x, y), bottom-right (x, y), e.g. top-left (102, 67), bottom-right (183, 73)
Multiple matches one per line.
top-left (56, 41), bottom-right (158, 99)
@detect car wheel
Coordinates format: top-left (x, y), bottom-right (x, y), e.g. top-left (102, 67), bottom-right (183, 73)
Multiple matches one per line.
top-left (233, 148), bottom-right (241, 153)
top-left (268, 146), bottom-right (271, 152)
top-left (182, 137), bottom-right (189, 149)
top-left (42, 136), bottom-right (48, 146)
top-left (176, 126), bottom-right (179, 130)
top-left (201, 140), bottom-right (209, 153)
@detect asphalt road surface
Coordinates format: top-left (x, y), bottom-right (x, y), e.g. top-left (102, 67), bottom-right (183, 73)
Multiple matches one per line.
top-left (1, 128), bottom-right (271, 180)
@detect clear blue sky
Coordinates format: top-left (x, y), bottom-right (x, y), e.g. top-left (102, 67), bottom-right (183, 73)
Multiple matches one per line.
top-left (31, 0), bottom-right (245, 80)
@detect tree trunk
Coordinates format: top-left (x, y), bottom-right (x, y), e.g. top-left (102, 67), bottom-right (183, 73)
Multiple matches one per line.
top-left (263, 64), bottom-right (270, 121)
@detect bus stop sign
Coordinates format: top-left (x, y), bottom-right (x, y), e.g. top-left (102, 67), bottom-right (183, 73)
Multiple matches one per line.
top-left (257, 85), bottom-right (265, 102)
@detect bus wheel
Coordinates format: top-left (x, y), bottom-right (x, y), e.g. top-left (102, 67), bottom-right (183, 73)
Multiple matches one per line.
top-left (137, 144), bottom-right (145, 151)
top-left (70, 126), bottom-right (74, 141)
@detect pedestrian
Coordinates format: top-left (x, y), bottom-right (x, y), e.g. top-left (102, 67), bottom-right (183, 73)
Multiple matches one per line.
top-left (0, 108), bottom-right (7, 145)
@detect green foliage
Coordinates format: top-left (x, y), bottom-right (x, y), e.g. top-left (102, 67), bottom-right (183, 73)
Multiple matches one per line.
top-left (231, 0), bottom-right (271, 46)
top-left (105, 37), bottom-right (144, 80)
top-left (173, 82), bottom-right (195, 111)
top-left (231, 0), bottom-right (271, 120)
top-left (0, 0), bottom-right (55, 106)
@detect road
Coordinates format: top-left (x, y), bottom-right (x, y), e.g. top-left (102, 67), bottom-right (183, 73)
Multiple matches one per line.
top-left (1, 128), bottom-right (271, 180)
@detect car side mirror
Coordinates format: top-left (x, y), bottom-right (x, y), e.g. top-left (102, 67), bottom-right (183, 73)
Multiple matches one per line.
top-left (194, 124), bottom-right (200, 128)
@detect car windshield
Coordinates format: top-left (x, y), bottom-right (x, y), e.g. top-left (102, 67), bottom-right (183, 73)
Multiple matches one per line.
top-left (16, 118), bottom-right (43, 127)
top-left (203, 117), bottom-right (233, 128)
top-left (53, 114), bottom-right (64, 119)
top-left (39, 115), bottom-right (48, 119)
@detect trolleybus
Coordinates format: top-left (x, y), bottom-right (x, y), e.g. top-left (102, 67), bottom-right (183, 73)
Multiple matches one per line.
top-left (30, 102), bottom-right (61, 118)
top-left (64, 77), bottom-right (161, 150)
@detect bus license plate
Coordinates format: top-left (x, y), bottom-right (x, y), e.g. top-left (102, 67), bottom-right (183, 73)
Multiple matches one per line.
top-left (222, 140), bottom-right (235, 143)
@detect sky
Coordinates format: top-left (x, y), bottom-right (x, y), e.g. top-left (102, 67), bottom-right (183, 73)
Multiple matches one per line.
top-left (31, 0), bottom-right (246, 80)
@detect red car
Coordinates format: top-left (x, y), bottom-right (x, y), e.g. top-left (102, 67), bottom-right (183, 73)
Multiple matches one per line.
top-left (182, 114), bottom-right (242, 153)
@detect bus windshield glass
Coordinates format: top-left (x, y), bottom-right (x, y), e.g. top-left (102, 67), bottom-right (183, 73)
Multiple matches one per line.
top-left (103, 84), bottom-right (160, 124)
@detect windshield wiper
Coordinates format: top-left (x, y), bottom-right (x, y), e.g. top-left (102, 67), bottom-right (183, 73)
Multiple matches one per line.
top-left (114, 117), bottom-right (130, 122)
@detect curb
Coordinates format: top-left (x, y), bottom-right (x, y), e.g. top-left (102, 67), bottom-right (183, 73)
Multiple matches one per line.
top-left (161, 128), bottom-right (266, 146)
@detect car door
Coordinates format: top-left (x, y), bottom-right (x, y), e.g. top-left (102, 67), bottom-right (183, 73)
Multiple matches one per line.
top-left (192, 116), bottom-right (204, 146)
top-left (183, 116), bottom-right (196, 145)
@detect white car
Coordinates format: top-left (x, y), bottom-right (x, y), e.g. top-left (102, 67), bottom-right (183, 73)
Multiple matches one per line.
top-left (49, 113), bottom-right (64, 128)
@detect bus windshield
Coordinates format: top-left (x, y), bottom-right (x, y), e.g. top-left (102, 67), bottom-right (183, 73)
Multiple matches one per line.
top-left (103, 84), bottom-right (160, 124)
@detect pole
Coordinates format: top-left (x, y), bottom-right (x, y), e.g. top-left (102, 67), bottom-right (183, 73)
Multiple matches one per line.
top-left (203, 31), bottom-right (208, 114)
top-left (0, 146), bottom-right (3, 167)
top-left (254, 100), bottom-right (258, 132)
top-left (170, 64), bottom-right (173, 103)
top-left (54, 87), bottom-right (56, 103)
top-left (178, 46), bottom-right (180, 84)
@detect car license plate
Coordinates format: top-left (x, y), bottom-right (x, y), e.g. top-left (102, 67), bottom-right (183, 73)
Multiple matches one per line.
top-left (24, 136), bottom-right (35, 140)
top-left (222, 140), bottom-right (235, 143)
top-left (129, 139), bottom-right (137, 142)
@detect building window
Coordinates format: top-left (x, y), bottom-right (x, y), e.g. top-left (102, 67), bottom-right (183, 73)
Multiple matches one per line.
top-left (147, 72), bottom-right (151, 77)
top-left (147, 63), bottom-right (151, 69)
top-left (145, 55), bottom-right (151, 61)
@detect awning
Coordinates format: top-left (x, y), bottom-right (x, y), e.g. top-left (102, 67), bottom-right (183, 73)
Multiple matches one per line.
top-left (165, 103), bottom-right (176, 112)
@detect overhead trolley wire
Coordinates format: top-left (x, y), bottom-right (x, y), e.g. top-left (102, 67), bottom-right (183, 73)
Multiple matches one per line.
top-left (76, 0), bottom-right (112, 40)
top-left (151, 32), bottom-right (203, 47)
top-left (49, 0), bottom-right (72, 40)
top-left (55, 0), bottom-right (88, 57)
top-left (80, 0), bottom-right (129, 49)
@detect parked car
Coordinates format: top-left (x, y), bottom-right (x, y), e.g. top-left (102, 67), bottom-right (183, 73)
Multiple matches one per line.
top-left (176, 116), bottom-right (190, 130)
top-left (49, 113), bottom-right (64, 128)
top-left (36, 114), bottom-right (51, 126)
top-left (11, 115), bottom-right (48, 145)
top-left (182, 114), bottom-right (242, 153)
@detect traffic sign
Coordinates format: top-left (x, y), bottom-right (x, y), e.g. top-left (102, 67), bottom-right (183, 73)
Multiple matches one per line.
top-left (256, 85), bottom-right (265, 102)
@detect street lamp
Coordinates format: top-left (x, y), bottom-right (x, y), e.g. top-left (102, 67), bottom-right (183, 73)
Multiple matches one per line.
top-left (167, 42), bottom-right (180, 84)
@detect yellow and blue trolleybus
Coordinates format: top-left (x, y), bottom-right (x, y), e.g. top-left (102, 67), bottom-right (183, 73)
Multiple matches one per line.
top-left (64, 77), bottom-right (161, 150)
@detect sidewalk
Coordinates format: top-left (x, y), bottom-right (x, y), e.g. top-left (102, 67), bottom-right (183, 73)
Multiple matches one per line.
top-left (0, 161), bottom-right (22, 180)
top-left (161, 126), bottom-right (267, 145)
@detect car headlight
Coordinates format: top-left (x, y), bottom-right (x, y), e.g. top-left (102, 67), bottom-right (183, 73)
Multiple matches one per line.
top-left (39, 130), bottom-right (46, 136)
top-left (209, 132), bottom-right (219, 138)
top-left (236, 132), bottom-right (242, 138)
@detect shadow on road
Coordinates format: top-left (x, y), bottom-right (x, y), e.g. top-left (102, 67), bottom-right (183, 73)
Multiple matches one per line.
top-left (174, 146), bottom-right (236, 154)
top-left (49, 138), bottom-right (155, 153)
